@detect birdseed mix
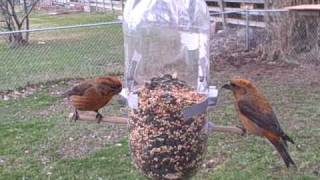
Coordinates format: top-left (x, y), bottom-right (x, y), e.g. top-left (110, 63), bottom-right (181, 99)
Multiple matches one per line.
top-left (129, 74), bottom-right (208, 179)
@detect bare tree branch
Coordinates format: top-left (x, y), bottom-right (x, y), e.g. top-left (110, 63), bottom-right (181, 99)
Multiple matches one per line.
top-left (6, 0), bottom-right (21, 28)
top-left (0, 1), bottom-right (15, 31)
top-left (20, 0), bottom-right (40, 26)
top-left (0, 0), bottom-right (39, 46)
top-left (0, 0), bottom-right (13, 16)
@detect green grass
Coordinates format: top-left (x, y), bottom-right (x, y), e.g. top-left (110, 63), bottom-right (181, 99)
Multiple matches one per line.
top-left (0, 79), bottom-right (319, 179)
top-left (0, 91), bottom-right (59, 179)
top-left (0, 11), bottom-right (123, 91)
top-left (0, 91), bottom-right (58, 122)
top-left (0, 9), bottom-right (319, 180)
top-left (192, 82), bottom-right (320, 180)
top-left (48, 139), bottom-right (143, 180)
top-left (0, 88), bottom-right (145, 180)
top-left (30, 12), bottom-right (118, 28)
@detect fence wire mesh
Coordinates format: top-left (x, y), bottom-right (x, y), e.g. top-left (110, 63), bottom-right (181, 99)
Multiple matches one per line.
top-left (1, 10), bottom-right (320, 92)
top-left (210, 9), bottom-right (320, 68)
top-left (0, 21), bottom-right (123, 91)
top-left (0, 8), bottom-right (319, 179)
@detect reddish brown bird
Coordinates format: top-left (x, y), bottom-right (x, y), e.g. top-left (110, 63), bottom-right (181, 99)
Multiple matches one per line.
top-left (222, 77), bottom-right (295, 168)
top-left (64, 76), bottom-right (122, 123)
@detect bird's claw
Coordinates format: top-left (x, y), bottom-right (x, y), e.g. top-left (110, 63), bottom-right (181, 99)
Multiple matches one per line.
top-left (71, 110), bottom-right (79, 122)
top-left (96, 113), bottom-right (103, 124)
top-left (236, 125), bottom-right (247, 136)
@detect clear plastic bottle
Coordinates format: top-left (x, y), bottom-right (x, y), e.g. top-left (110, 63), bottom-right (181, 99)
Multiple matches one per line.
top-left (123, 0), bottom-right (210, 93)
top-left (123, 0), bottom-right (213, 179)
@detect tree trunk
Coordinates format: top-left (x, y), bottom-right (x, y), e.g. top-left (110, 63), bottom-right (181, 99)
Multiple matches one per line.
top-left (1, 0), bottom-right (39, 47)
top-left (25, 16), bottom-right (29, 42)
top-left (23, 0), bottom-right (30, 43)
top-left (10, 32), bottom-right (25, 48)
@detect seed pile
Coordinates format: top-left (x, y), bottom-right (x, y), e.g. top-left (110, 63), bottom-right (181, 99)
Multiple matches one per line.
top-left (129, 74), bottom-right (208, 179)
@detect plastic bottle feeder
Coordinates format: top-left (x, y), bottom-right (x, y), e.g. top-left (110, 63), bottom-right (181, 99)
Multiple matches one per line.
top-left (122, 0), bottom-right (218, 179)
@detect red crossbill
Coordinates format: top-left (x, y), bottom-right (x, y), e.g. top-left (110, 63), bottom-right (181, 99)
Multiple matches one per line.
top-left (222, 77), bottom-right (295, 167)
top-left (64, 76), bottom-right (122, 123)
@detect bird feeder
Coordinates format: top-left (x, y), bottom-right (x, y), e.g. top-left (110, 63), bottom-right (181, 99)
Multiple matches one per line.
top-left (122, 0), bottom-right (218, 179)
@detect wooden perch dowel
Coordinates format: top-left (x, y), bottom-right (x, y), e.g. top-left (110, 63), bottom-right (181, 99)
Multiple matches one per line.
top-left (69, 113), bottom-right (245, 135)
top-left (68, 113), bottom-right (127, 124)
top-left (210, 125), bottom-right (244, 135)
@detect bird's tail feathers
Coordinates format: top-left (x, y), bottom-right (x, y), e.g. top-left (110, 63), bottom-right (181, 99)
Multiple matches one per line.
top-left (61, 89), bottom-right (73, 98)
top-left (269, 138), bottom-right (296, 168)
top-left (281, 133), bottom-right (295, 145)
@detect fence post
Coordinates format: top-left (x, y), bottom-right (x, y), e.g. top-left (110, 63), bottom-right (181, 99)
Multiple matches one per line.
top-left (245, 8), bottom-right (250, 51)
top-left (218, 0), bottom-right (227, 29)
top-left (95, 0), bottom-right (98, 12)
top-left (110, 0), bottom-right (115, 13)
top-left (120, 0), bottom-right (124, 13)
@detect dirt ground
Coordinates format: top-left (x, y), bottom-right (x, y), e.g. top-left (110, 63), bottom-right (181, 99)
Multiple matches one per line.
top-left (210, 27), bottom-right (320, 86)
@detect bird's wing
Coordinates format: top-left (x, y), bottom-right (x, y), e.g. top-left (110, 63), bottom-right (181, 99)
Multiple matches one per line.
top-left (65, 82), bottom-right (93, 97)
top-left (238, 100), bottom-right (283, 135)
top-left (96, 83), bottom-right (115, 96)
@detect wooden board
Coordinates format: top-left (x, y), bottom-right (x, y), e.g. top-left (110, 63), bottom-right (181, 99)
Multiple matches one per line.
top-left (206, 0), bottom-right (264, 3)
top-left (241, 3), bottom-right (255, 9)
top-left (285, 5), bottom-right (320, 11)
top-left (211, 17), bottom-right (266, 27)
top-left (206, 0), bottom-right (266, 28)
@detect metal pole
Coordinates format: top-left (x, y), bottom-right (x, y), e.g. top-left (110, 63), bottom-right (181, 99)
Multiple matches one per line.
top-left (245, 7), bottom-right (250, 51)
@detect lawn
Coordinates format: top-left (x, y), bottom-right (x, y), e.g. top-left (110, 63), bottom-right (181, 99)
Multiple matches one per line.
top-left (30, 11), bottom-right (118, 28)
top-left (0, 63), bottom-right (319, 179)
top-left (0, 12), bottom-right (123, 91)
top-left (0, 10), bottom-right (319, 180)
top-left (0, 86), bottom-right (141, 180)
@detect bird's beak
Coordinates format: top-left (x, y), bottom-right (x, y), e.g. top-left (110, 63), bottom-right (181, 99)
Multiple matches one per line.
top-left (221, 83), bottom-right (232, 90)
top-left (113, 86), bottom-right (122, 94)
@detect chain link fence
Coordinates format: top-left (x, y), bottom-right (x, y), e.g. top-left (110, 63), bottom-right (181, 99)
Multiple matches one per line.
top-left (0, 21), bottom-right (123, 91)
top-left (210, 9), bottom-right (320, 68)
top-left (1, 9), bottom-right (319, 91)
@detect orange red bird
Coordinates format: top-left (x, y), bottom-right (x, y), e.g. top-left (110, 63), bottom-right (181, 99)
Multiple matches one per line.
top-left (64, 76), bottom-right (122, 123)
top-left (222, 77), bottom-right (295, 168)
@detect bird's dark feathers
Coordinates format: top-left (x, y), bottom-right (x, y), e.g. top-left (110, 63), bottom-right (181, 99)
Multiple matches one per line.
top-left (63, 82), bottom-right (93, 97)
top-left (238, 100), bottom-right (283, 136)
